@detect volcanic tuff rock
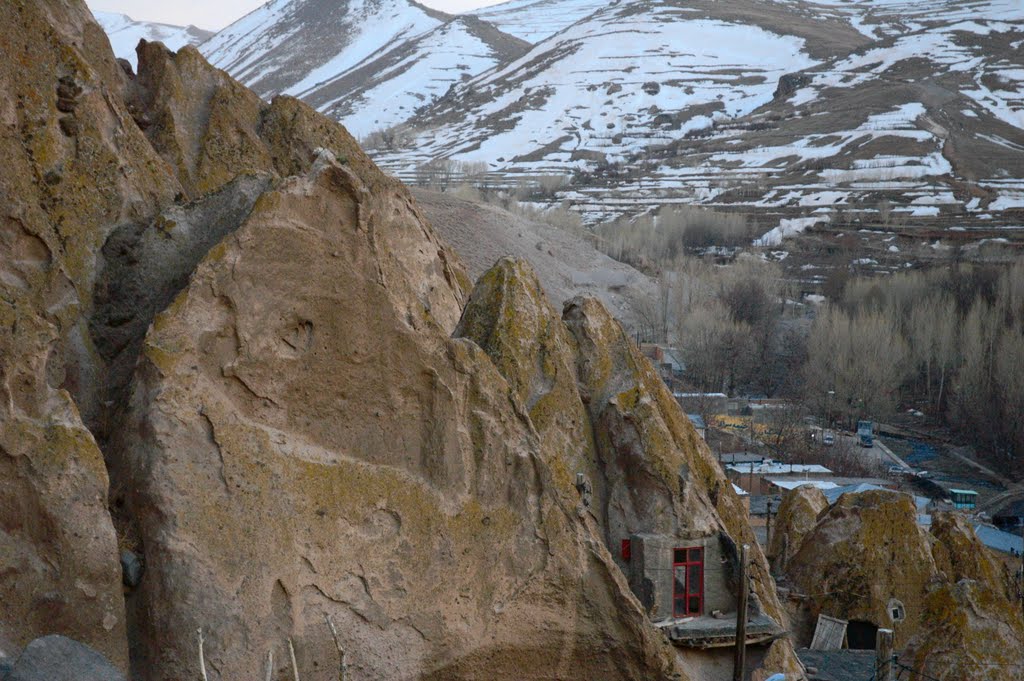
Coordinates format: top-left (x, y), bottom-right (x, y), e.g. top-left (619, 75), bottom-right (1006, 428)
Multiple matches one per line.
top-left (110, 156), bottom-right (685, 680)
top-left (774, 489), bottom-right (1024, 679)
top-left (5, 1), bottom-right (804, 679)
top-left (0, 0), bottom-right (183, 666)
top-left (458, 260), bottom-right (804, 677)
top-left (455, 258), bottom-right (599, 500)
top-left (766, 485), bottom-right (827, 573)
top-left (4, 635), bottom-right (126, 681)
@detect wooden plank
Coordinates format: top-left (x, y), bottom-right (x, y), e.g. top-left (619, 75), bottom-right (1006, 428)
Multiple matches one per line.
top-left (809, 614), bottom-right (848, 651)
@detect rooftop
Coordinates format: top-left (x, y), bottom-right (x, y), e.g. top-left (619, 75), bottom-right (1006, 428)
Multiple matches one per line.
top-left (974, 524), bottom-right (1024, 555)
top-left (797, 649), bottom-right (876, 681)
top-left (720, 452), bottom-right (764, 465)
top-left (726, 462), bottom-right (832, 476)
top-left (770, 479), bottom-right (840, 491)
top-left (731, 483), bottom-right (749, 497)
top-left (949, 488), bottom-right (979, 496)
top-left (674, 391), bottom-right (728, 399)
top-left (657, 613), bottom-right (785, 649)
top-left (687, 413), bottom-right (707, 429)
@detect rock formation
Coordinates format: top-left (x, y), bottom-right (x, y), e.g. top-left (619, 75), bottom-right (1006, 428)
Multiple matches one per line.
top-left (767, 485), bottom-right (827, 573)
top-left (0, 0), bottom-right (180, 666)
top-left (0, 1), bottom-right (806, 680)
top-left (774, 488), bottom-right (1024, 680)
top-left (1, 3), bottom-right (675, 679)
top-left (457, 259), bottom-right (804, 678)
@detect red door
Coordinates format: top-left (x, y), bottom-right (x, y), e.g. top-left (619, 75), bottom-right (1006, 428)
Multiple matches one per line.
top-left (673, 547), bottom-right (704, 618)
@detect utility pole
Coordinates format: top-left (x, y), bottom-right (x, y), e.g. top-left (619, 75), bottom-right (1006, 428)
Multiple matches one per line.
top-left (733, 544), bottom-right (749, 681)
top-left (766, 500), bottom-right (774, 548)
top-left (876, 628), bottom-right (894, 681)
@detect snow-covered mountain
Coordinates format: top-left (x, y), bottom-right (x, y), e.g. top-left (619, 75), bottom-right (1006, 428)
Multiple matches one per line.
top-left (200, 0), bottom-right (529, 138)
top-left (202, 0), bottom-right (450, 99)
top-left (96, 0), bottom-right (1023, 271)
top-left (469, 0), bottom-right (609, 43)
top-left (283, 15), bottom-right (529, 137)
top-left (385, 0), bottom-right (857, 170)
top-left (552, 0), bottom-right (1024, 225)
top-left (361, 0), bottom-right (1023, 253)
top-left (93, 12), bottom-right (213, 69)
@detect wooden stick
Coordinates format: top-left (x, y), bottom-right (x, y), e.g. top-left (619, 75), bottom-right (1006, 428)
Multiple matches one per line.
top-left (876, 628), bottom-right (895, 681)
top-left (264, 650), bottom-right (274, 681)
top-left (324, 614), bottom-right (348, 681)
top-left (732, 544), bottom-right (749, 681)
top-left (197, 628), bottom-right (209, 681)
top-left (287, 638), bottom-right (300, 681)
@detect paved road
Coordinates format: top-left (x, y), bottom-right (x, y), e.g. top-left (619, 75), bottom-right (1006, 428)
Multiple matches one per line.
top-left (813, 426), bottom-right (906, 472)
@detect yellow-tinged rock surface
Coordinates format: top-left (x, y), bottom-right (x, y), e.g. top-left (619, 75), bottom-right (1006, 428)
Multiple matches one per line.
top-left (774, 488), bottom-right (1024, 679)
top-left (111, 161), bottom-right (683, 680)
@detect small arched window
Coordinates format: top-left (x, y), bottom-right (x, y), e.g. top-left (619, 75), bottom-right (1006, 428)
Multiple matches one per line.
top-left (888, 598), bottom-right (906, 623)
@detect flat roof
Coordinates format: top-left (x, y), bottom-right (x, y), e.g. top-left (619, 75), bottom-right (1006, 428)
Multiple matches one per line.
top-left (770, 479), bottom-right (840, 491)
top-left (727, 463), bottom-right (832, 475)
top-left (949, 488), bottom-right (978, 496)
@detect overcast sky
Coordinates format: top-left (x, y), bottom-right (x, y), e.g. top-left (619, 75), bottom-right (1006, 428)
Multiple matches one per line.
top-left (86, 0), bottom-right (499, 30)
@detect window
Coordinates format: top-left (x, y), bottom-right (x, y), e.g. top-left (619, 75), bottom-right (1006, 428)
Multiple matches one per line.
top-left (888, 598), bottom-right (905, 623)
top-left (672, 546), bottom-right (704, 618)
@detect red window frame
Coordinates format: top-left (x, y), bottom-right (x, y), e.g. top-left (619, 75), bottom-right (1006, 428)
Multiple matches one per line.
top-left (672, 547), bottom-right (704, 618)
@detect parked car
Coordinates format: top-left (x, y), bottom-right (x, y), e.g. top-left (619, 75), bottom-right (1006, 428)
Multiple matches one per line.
top-left (888, 466), bottom-right (905, 477)
top-left (856, 420), bottom-right (874, 447)
top-left (823, 430), bottom-right (836, 446)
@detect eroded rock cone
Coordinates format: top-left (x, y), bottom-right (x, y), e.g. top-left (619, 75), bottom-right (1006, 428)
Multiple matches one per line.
top-left (767, 485), bottom-right (827, 573)
top-left (2, 1), bottom-right (806, 679)
top-left (775, 489), bottom-right (1024, 679)
top-left (458, 260), bottom-right (803, 678)
top-left (110, 159), bottom-right (682, 680)
top-left (455, 257), bottom-right (600, 500)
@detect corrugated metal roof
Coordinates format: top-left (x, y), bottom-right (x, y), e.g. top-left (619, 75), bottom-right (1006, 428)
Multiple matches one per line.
top-left (974, 524), bottom-right (1024, 554)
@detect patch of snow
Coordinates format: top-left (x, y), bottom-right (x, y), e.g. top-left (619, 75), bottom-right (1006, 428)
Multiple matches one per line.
top-left (755, 216), bottom-right (827, 247)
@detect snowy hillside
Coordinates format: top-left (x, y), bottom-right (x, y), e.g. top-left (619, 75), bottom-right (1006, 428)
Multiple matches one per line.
top-left (279, 16), bottom-right (529, 138)
top-left (564, 1), bottom-right (1024, 222)
top-left (97, 0), bottom-right (1023, 276)
top-left (93, 12), bottom-right (212, 69)
top-left (200, 0), bottom-right (529, 139)
top-left (202, 0), bottom-right (450, 100)
top-left (469, 0), bottom-right (608, 43)
top-left (380, 0), bottom-right (862, 170)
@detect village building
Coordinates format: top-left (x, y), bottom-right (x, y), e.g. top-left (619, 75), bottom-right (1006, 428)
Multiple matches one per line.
top-left (948, 488), bottom-right (978, 510)
top-left (623, 532), bottom-right (786, 673)
top-left (726, 461), bottom-right (833, 495)
top-left (674, 391), bottom-right (729, 415)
